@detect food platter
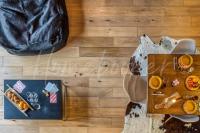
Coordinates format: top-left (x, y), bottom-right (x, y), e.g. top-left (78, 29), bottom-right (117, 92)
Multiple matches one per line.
top-left (185, 75), bottom-right (200, 91)
top-left (183, 100), bottom-right (198, 114)
top-left (178, 54), bottom-right (193, 70)
top-left (4, 85), bottom-right (33, 117)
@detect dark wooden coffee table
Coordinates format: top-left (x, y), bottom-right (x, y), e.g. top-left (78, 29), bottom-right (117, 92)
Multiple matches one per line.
top-left (4, 80), bottom-right (66, 120)
top-left (148, 54), bottom-right (200, 115)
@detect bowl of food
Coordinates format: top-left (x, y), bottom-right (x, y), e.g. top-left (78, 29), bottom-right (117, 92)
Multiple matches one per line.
top-left (178, 54), bottom-right (193, 70)
top-left (185, 75), bottom-right (200, 91)
top-left (183, 100), bottom-right (197, 114)
top-left (149, 76), bottom-right (163, 90)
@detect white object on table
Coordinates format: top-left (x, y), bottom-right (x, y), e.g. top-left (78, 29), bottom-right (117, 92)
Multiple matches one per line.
top-left (172, 39), bottom-right (196, 54)
top-left (123, 74), bottom-right (147, 103)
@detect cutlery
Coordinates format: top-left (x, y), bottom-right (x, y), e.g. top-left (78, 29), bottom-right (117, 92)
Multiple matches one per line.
top-left (173, 57), bottom-right (177, 71)
top-left (152, 91), bottom-right (164, 96)
top-left (152, 93), bottom-right (165, 96)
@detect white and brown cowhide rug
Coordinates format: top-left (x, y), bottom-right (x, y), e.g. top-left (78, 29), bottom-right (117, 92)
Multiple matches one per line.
top-left (123, 102), bottom-right (200, 133)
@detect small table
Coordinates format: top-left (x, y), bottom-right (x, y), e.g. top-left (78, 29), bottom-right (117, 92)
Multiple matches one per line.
top-left (4, 80), bottom-right (65, 120)
top-left (147, 54), bottom-right (200, 115)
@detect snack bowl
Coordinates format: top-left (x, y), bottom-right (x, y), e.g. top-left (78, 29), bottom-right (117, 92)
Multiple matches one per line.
top-left (149, 76), bottom-right (163, 90)
top-left (183, 100), bottom-right (198, 114)
top-left (185, 75), bottom-right (200, 91)
top-left (178, 54), bottom-right (193, 70)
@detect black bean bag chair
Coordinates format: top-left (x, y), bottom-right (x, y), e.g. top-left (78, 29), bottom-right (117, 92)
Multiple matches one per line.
top-left (0, 0), bottom-right (68, 55)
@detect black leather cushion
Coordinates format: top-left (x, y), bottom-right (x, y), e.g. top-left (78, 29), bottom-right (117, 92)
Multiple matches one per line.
top-left (0, 0), bottom-right (68, 55)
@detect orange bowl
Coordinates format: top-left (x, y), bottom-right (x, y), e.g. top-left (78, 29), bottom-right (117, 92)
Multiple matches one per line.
top-left (149, 76), bottom-right (162, 90)
top-left (178, 54), bottom-right (193, 69)
top-left (185, 75), bottom-right (200, 91)
top-left (183, 100), bottom-right (197, 114)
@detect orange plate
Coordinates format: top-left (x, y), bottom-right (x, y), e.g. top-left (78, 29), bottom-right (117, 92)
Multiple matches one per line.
top-left (183, 100), bottom-right (197, 114)
top-left (178, 55), bottom-right (193, 69)
top-left (149, 76), bottom-right (162, 90)
top-left (185, 76), bottom-right (200, 91)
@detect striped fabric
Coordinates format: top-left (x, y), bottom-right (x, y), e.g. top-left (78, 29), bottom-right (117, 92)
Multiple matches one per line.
top-left (50, 93), bottom-right (57, 103)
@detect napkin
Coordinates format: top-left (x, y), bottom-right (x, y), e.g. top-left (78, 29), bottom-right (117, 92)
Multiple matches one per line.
top-left (13, 80), bottom-right (26, 93)
top-left (44, 82), bottom-right (59, 93)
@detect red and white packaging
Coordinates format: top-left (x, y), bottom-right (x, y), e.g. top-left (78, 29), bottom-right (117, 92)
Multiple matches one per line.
top-left (50, 93), bottom-right (57, 104)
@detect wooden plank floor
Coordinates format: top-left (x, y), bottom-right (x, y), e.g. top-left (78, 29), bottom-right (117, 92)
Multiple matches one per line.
top-left (0, 0), bottom-right (200, 132)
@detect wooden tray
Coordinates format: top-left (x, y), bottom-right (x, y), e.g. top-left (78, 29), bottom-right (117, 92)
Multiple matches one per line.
top-left (4, 84), bottom-right (33, 117)
top-left (147, 54), bottom-right (200, 115)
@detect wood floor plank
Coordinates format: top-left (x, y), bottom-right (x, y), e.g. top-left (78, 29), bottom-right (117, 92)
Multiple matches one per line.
top-left (68, 37), bottom-right (114, 47)
top-left (0, 106), bottom-right (3, 112)
top-left (111, 118), bottom-right (125, 127)
top-left (0, 47), bottom-right (15, 56)
top-left (3, 56), bottom-right (51, 67)
top-left (165, 7), bottom-right (200, 16)
top-left (0, 76), bottom-right (89, 88)
top-left (0, 112), bottom-right (3, 120)
top-left (138, 27), bottom-right (200, 37)
top-left (40, 127), bottom-right (87, 133)
top-left (67, 107), bottom-right (125, 118)
top-left (112, 88), bottom-right (128, 98)
top-left (89, 77), bottom-right (123, 88)
top-left (0, 47), bottom-right (79, 58)
top-left (0, 119), bottom-right (40, 126)
top-left (67, 0), bottom-right (134, 7)
top-left (0, 126), bottom-right (39, 133)
top-left (191, 17), bottom-right (200, 27)
top-left (23, 66), bottom-right (121, 77)
top-left (71, 27), bottom-right (137, 37)
top-left (50, 57), bottom-right (129, 68)
top-left (67, 0), bottom-right (105, 7)
top-left (69, 7), bottom-right (165, 17)
top-left (133, 0), bottom-right (183, 6)
top-left (38, 118), bottom-right (112, 127)
top-left (114, 35), bottom-right (200, 48)
top-left (0, 118), bottom-right (112, 127)
top-left (133, 36), bottom-right (200, 46)
top-left (46, 47), bottom-right (79, 57)
top-left (0, 57), bottom-right (2, 66)
top-left (0, 96), bottom-right (3, 106)
top-left (88, 127), bottom-right (122, 133)
top-left (67, 87), bottom-right (128, 98)
top-left (5, 56), bottom-right (129, 68)
top-left (184, 0), bottom-right (200, 6)
top-left (70, 16), bottom-right (125, 27)
top-left (121, 66), bottom-right (133, 76)
top-left (67, 87), bottom-right (113, 97)
top-left (139, 16), bottom-right (191, 27)
top-left (0, 67), bottom-right (22, 76)
top-left (99, 98), bottom-right (129, 108)
top-left (67, 97), bottom-right (99, 108)
top-left (67, 107), bottom-right (100, 118)
top-left (136, 16), bottom-right (191, 27)
top-left (79, 47), bottom-right (135, 57)
top-left (0, 86), bottom-right (3, 95)
top-left (70, 16), bottom-right (191, 27)
top-left (63, 77), bottom-right (89, 87)
top-left (113, 37), bottom-right (139, 47)
top-left (105, 0), bottom-right (134, 7)
top-left (99, 108), bottom-right (125, 118)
